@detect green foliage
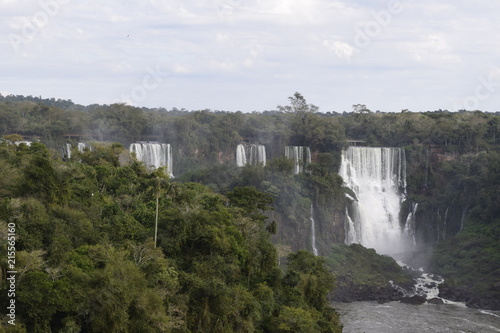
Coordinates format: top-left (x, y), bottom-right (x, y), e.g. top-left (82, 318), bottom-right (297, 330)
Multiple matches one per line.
top-left (267, 156), bottom-right (295, 174)
top-left (273, 306), bottom-right (320, 333)
top-left (0, 143), bottom-right (342, 332)
top-left (430, 219), bottom-right (500, 297)
top-left (227, 186), bottom-right (274, 222)
top-left (284, 251), bottom-right (335, 310)
top-left (3, 134), bottom-right (24, 142)
top-left (274, 251), bottom-right (342, 333)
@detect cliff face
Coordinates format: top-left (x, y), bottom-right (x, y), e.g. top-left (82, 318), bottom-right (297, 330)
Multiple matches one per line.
top-left (271, 197), bottom-right (346, 256)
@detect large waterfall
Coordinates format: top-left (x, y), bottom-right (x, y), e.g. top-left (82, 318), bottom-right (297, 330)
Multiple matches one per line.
top-left (339, 147), bottom-right (410, 256)
top-left (285, 146), bottom-right (311, 174)
top-left (236, 144), bottom-right (266, 167)
top-left (130, 142), bottom-right (173, 176)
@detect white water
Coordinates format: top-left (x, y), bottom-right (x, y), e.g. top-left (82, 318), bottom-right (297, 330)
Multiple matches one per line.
top-left (236, 144), bottom-right (247, 166)
top-left (236, 144), bottom-right (266, 167)
top-left (65, 142), bottom-right (91, 159)
top-left (403, 202), bottom-right (418, 250)
top-left (335, 301), bottom-right (500, 333)
top-left (130, 142), bottom-right (173, 176)
top-left (413, 272), bottom-right (444, 300)
top-left (77, 142), bottom-right (90, 153)
top-left (285, 146), bottom-right (311, 174)
top-left (344, 207), bottom-right (359, 245)
top-left (339, 147), bottom-right (410, 256)
top-left (66, 143), bottom-right (72, 159)
top-left (310, 204), bottom-right (318, 256)
top-left (14, 140), bottom-right (32, 146)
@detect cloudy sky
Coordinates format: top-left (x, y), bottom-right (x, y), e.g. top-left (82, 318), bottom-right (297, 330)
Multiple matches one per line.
top-left (1, 0), bottom-right (499, 112)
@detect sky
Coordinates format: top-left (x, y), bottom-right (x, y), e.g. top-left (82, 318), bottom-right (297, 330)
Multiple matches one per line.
top-left (1, 0), bottom-right (500, 113)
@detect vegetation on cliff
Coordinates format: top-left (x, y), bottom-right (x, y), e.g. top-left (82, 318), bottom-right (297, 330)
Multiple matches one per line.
top-left (325, 244), bottom-right (413, 303)
top-left (429, 152), bottom-right (500, 309)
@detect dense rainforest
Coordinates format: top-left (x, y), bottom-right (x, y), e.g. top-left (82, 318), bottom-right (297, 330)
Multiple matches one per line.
top-left (0, 141), bottom-right (342, 332)
top-left (0, 92), bottom-right (499, 330)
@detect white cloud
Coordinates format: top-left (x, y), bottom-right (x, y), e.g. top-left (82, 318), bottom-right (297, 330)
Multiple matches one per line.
top-left (0, 0), bottom-right (499, 112)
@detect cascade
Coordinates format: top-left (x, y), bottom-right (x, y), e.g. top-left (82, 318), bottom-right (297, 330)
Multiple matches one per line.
top-left (236, 144), bottom-right (266, 167)
top-left (14, 141), bottom-right (32, 146)
top-left (65, 142), bottom-right (91, 159)
top-left (397, 263), bottom-right (446, 301)
top-left (403, 202), bottom-right (418, 249)
top-left (339, 146), bottom-right (411, 256)
top-left (285, 146), bottom-right (311, 174)
top-left (130, 142), bottom-right (173, 176)
top-left (460, 206), bottom-right (469, 231)
top-left (344, 206), bottom-right (360, 245)
top-left (77, 142), bottom-right (91, 153)
top-left (310, 203), bottom-right (318, 256)
top-left (65, 143), bottom-right (72, 159)
top-left (236, 144), bottom-right (247, 166)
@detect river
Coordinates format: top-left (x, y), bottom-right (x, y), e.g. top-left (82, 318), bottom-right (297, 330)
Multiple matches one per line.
top-left (334, 301), bottom-right (500, 333)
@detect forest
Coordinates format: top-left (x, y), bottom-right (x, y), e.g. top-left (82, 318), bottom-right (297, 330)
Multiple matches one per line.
top-left (0, 92), bottom-right (499, 331)
top-left (0, 141), bottom-right (342, 332)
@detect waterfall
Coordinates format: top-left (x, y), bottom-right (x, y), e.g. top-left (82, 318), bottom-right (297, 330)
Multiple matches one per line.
top-left (65, 142), bottom-right (91, 159)
top-left (339, 147), bottom-right (408, 256)
top-left (236, 144), bottom-right (247, 166)
top-left (344, 206), bottom-right (360, 245)
top-left (77, 142), bottom-right (91, 153)
top-left (14, 141), bottom-right (32, 146)
top-left (403, 202), bottom-right (418, 249)
top-left (236, 144), bottom-right (266, 167)
top-left (285, 146), bottom-right (311, 174)
top-left (65, 143), bottom-right (72, 159)
top-left (310, 204), bottom-right (318, 256)
top-left (460, 206), bottom-right (469, 231)
top-left (130, 142), bottom-right (173, 176)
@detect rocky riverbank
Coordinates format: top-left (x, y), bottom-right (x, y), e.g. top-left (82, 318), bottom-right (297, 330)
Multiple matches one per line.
top-left (438, 284), bottom-right (500, 310)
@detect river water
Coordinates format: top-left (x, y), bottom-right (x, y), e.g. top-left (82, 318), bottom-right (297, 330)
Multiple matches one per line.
top-left (334, 301), bottom-right (500, 333)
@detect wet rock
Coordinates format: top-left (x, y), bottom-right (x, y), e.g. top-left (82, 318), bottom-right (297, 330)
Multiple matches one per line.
top-left (439, 284), bottom-right (500, 310)
top-left (438, 284), bottom-right (468, 302)
top-left (332, 279), bottom-right (406, 303)
top-left (400, 295), bottom-right (426, 305)
top-left (465, 294), bottom-right (500, 310)
top-left (427, 298), bottom-right (444, 305)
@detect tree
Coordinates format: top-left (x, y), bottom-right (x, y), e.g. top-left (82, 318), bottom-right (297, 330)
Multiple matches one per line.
top-left (3, 134), bottom-right (24, 143)
top-left (278, 93), bottom-right (319, 113)
top-left (352, 104), bottom-right (371, 113)
top-left (226, 186), bottom-right (273, 223)
top-left (284, 250), bottom-right (335, 311)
